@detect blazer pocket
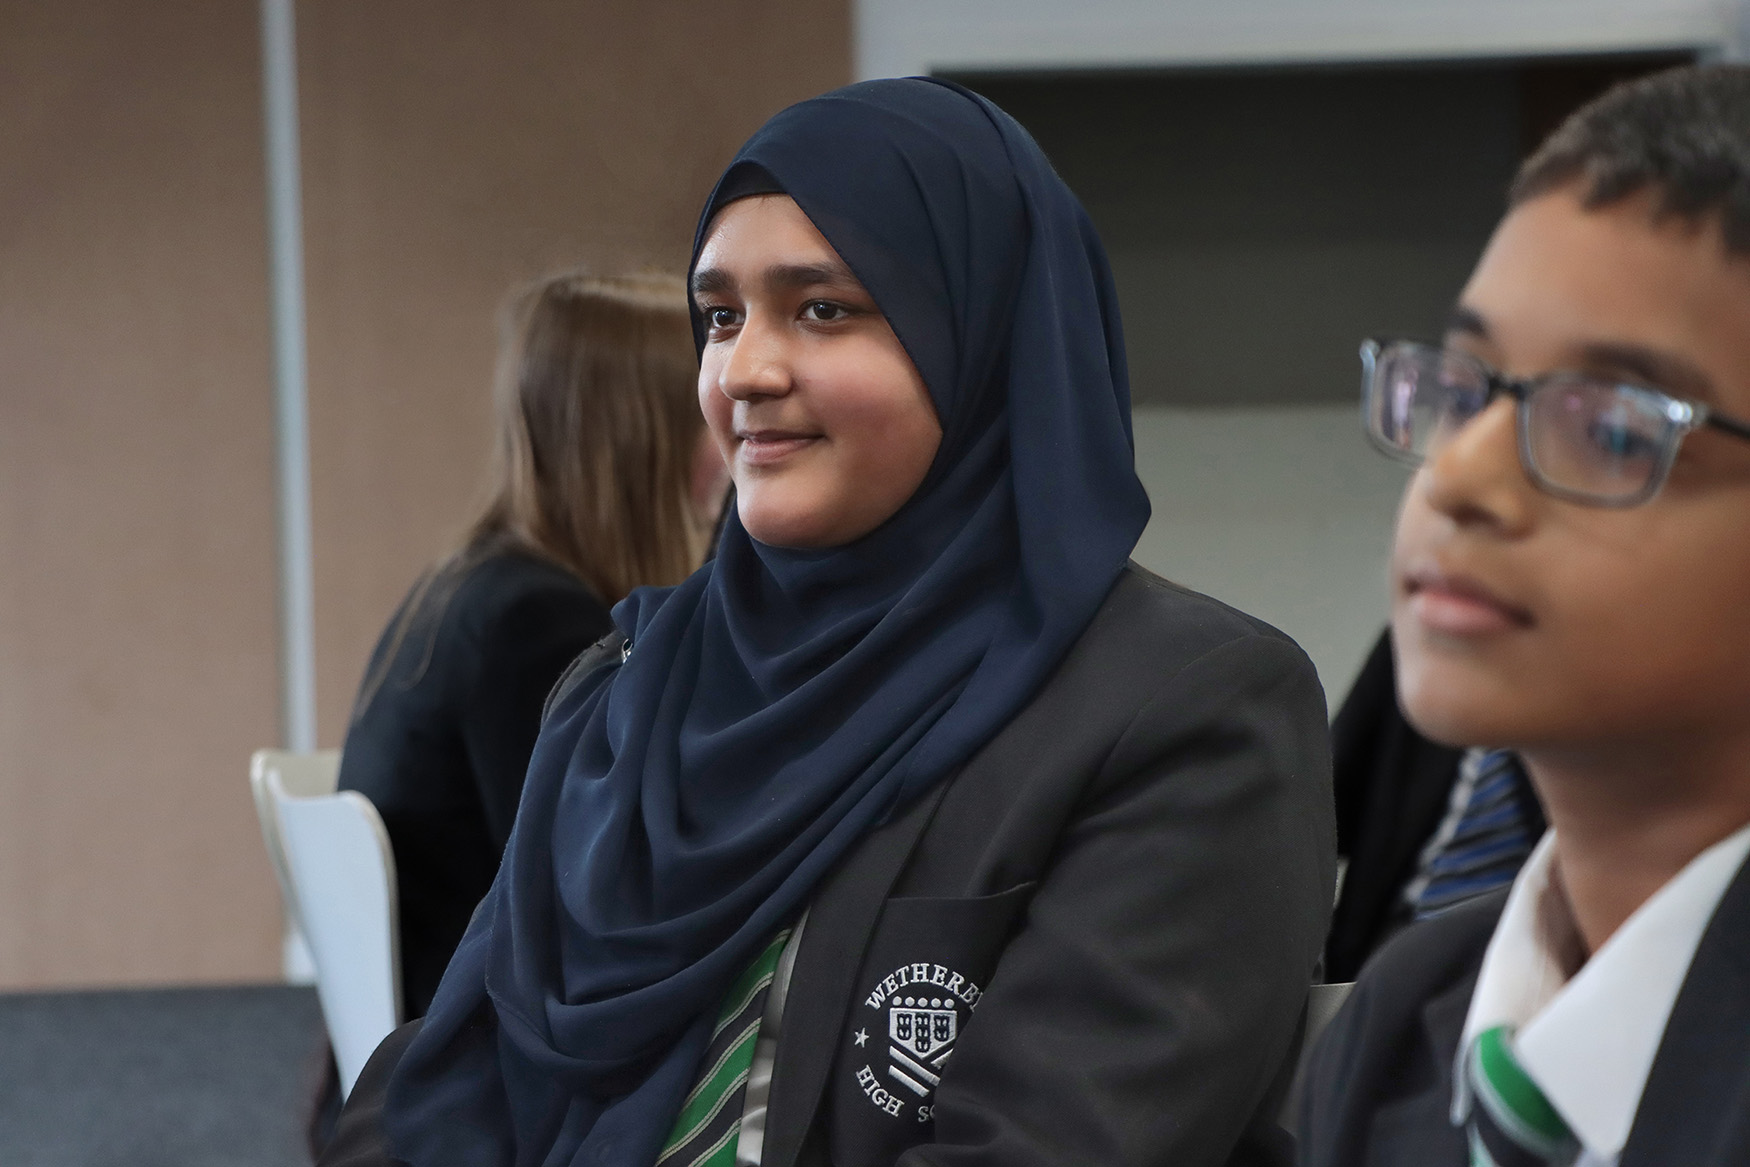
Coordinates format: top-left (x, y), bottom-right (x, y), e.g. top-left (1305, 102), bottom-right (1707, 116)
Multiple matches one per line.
top-left (828, 881), bottom-right (1037, 1167)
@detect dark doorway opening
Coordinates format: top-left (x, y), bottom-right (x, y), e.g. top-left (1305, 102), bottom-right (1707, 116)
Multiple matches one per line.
top-left (951, 51), bottom-right (1693, 407)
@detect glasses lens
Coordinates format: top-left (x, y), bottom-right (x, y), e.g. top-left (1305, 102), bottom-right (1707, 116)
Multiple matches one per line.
top-left (1523, 377), bottom-right (1675, 502)
top-left (1366, 343), bottom-right (1488, 462)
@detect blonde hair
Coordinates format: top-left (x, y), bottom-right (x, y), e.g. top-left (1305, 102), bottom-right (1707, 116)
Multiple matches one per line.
top-left (353, 271), bottom-right (703, 721)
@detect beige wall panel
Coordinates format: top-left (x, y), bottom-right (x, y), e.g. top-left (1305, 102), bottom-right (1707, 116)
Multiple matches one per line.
top-left (0, 2), bottom-right (282, 987)
top-left (298, 1), bottom-right (852, 742)
top-left (0, 0), bottom-right (849, 990)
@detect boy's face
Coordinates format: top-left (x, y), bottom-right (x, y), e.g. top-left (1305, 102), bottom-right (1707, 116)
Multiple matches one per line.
top-left (1393, 187), bottom-right (1750, 755)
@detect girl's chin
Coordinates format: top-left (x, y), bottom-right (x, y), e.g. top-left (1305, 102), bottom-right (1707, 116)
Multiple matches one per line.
top-left (735, 484), bottom-right (877, 550)
top-left (737, 508), bottom-right (843, 550)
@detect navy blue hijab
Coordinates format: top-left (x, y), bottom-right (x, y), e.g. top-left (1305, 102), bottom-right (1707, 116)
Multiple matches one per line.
top-left (383, 78), bottom-right (1149, 1167)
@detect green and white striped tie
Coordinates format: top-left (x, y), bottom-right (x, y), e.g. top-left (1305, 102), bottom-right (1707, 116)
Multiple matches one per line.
top-left (656, 930), bottom-right (791, 1167)
top-left (1463, 1024), bottom-right (1580, 1167)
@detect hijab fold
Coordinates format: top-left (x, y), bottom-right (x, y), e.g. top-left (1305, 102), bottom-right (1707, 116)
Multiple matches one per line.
top-left (383, 77), bottom-right (1150, 1167)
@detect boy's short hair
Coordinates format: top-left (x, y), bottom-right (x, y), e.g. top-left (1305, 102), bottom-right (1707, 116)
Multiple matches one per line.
top-left (1512, 64), bottom-right (1750, 253)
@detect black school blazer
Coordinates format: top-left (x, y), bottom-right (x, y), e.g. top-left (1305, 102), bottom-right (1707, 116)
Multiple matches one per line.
top-left (323, 563), bottom-right (1337, 1167)
top-left (339, 550), bottom-right (613, 1018)
top-left (1298, 851), bottom-right (1750, 1167)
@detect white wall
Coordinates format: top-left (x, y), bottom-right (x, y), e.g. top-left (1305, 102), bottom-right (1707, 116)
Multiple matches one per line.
top-left (1129, 404), bottom-right (1412, 706)
top-left (858, 0), bottom-right (1740, 79)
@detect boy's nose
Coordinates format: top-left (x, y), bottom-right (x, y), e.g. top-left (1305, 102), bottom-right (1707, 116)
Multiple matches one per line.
top-left (1418, 397), bottom-right (1535, 534)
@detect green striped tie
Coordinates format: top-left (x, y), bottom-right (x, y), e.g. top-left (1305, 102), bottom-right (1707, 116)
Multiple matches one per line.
top-left (1463, 1025), bottom-right (1580, 1167)
top-left (656, 930), bottom-right (791, 1167)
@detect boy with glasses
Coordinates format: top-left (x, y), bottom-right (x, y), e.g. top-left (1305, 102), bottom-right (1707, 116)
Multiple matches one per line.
top-left (1298, 65), bottom-right (1750, 1166)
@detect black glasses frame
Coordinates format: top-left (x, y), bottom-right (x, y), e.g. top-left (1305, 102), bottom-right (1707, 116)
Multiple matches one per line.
top-left (1361, 339), bottom-right (1750, 507)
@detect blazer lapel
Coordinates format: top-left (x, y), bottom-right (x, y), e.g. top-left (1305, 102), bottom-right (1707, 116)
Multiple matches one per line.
top-left (1362, 964), bottom-right (1478, 1164)
top-left (1421, 969), bottom-right (1474, 1100)
top-left (1621, 853), bottom-right (1750, 1167)
top-left (761, 780), bottom-right (950, 1167)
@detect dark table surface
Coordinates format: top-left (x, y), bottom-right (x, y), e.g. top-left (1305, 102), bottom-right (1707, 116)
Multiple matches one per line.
top-left (0, 983), bottom-right (326, 1167)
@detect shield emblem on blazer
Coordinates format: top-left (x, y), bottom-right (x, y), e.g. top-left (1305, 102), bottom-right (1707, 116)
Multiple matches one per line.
top-left (889, 1000), bottom-right (957, 1058)
top-left (886, 996), bottom-right (959, 1098)
top-left (848, 978), bottom-right (973, 1119)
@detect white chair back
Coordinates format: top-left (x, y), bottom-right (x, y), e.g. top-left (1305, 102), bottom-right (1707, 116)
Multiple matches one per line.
top-left (267, 769), bottom-right (402, 1097)
top-left (249, 749), bottom-right (341, 982)
top-left (1304, 980), bottom-right (1354, 1050)
top-left (1281, 980), bottom-right (1356, 1125)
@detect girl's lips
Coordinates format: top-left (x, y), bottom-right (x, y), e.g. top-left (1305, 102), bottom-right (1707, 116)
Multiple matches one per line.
top-left (736, 431), bottom-right (819, 466)
top-left (1402, 569), bottom-right (1534, 637)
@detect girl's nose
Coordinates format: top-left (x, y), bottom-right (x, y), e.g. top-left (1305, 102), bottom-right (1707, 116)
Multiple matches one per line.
top-left (718, 311), bottom-right (793, 402)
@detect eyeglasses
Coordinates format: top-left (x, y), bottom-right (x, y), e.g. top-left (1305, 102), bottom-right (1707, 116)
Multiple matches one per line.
top-left (1361, 339), bottom-right (1750, 507)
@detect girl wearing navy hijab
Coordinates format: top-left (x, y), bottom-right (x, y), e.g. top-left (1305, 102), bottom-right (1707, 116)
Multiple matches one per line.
top-left (321, 78), bottom-right (1334, 1167)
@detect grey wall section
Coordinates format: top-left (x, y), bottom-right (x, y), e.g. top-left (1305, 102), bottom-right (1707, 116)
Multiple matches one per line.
top-left (959, 64), bottom-right (1524, 405)
top-left (0, 0), bottom-right (850, 990)
top-left (1130, 404), bottom-right (1411, 703)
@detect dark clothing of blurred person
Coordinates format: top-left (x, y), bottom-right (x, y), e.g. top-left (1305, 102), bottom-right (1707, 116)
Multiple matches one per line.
top-left (338, 548), bottom-right (611, 1016)
top-left (1325, 630), bottom-right (1543, 982)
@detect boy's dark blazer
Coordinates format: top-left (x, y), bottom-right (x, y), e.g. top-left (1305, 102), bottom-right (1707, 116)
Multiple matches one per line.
top-left (322, 563), bottom-right (1337, 1167)
top-left (1298, 851), bottom-right (1750, 1167)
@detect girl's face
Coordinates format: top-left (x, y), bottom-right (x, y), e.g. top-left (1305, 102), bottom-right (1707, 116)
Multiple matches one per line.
top-left (693, 195), bottom-right (942, 548)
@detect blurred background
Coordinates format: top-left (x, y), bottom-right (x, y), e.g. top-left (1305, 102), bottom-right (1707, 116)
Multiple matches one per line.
top-left (0, 0), bottom-right (1735, 1158)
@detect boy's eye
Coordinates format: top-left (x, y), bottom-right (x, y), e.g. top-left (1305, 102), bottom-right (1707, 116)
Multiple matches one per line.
top-left (1585, 412), bottom-right (1663, 463)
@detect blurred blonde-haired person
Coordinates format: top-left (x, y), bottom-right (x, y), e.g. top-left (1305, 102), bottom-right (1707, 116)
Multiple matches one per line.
top-left (338, 271), bottom-right (727, 1020)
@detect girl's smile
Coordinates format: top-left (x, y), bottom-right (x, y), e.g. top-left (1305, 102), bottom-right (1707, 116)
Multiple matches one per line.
top-left (732, 424), bottom-right (822, 466)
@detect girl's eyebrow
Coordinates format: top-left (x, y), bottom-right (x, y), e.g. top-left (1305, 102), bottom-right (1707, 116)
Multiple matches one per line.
top-left (761, 260), bottom-right (860, 293)
top-left (690, 260), bottom-right (862, 302)
top-left (690, 266), bottom-right (733, 299)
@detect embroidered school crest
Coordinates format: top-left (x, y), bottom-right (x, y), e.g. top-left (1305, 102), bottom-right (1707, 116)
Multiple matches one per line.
top-left (892, 998), bottom-right (955, 1058)
top-left (849, 961), bottom-right (983, 1121)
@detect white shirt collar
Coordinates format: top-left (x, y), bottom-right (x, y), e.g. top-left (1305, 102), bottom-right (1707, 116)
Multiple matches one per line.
top-left (1455, 823), bottom-right (1750, 1161)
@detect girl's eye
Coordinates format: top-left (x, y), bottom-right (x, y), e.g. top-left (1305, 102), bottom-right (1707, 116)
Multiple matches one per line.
top-left (803, 301), bottom-right (848, 323)
top-left (703, 306), bottom-right (739, 330)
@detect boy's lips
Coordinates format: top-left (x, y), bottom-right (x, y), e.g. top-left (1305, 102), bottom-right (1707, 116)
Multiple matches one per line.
top-left (1400, 565), bottom-right (1534, 636)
